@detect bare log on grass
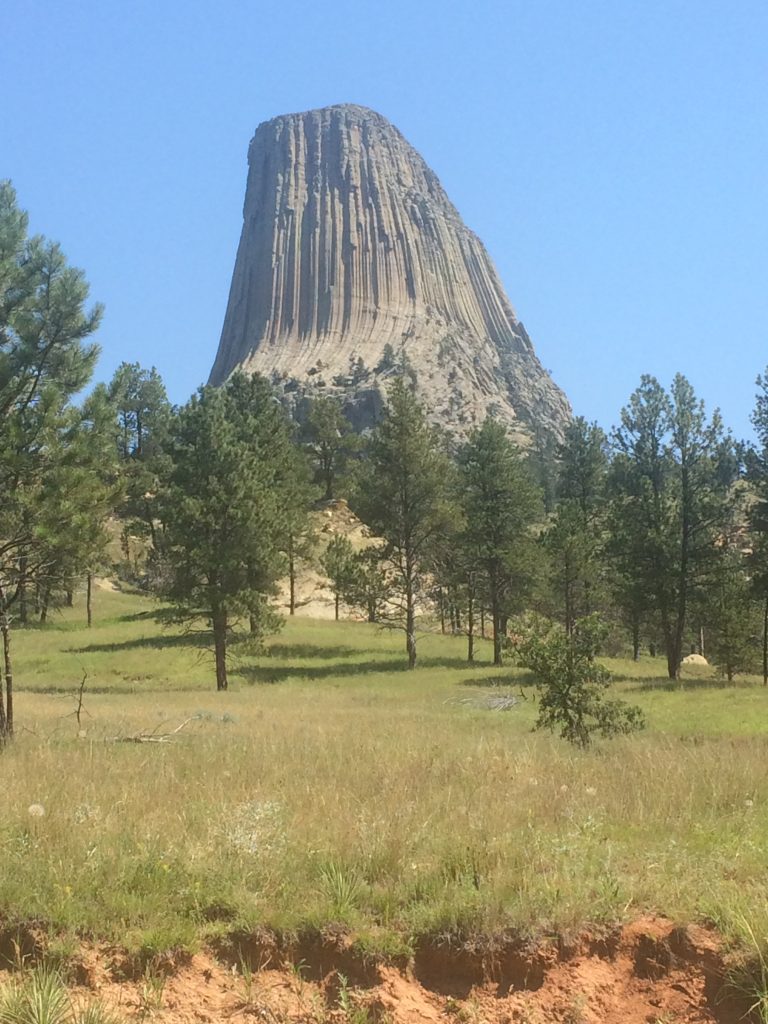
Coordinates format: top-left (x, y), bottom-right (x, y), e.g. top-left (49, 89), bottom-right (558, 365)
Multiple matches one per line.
top-left (109, 715), bottom-right (202, 744)
top-left (445, 694), bottom-right (520, 711)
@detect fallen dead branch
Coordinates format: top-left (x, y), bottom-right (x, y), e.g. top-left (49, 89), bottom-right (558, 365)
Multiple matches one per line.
top-left (108, 715), bottom-right (202, 743)
top-left (444, 694), bottom-right (520, 711)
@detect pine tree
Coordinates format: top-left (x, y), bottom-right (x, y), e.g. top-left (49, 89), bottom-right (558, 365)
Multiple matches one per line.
top-left (748, 367), bottom-right (768, 685)
top-left (344, 546), bottom-right (391, 623)
top-left (320, 534), bottom-right (357, 620)
top-left (108, 362), bottom-right (172, 557)
top-left (544, 418), bottom-right (608, 635)
top-left (352, 378), bottom-right (455, 668)
top-left (303, 396), bottom-right (356, 500)
top-left (154, 374), bottom-right (294, 690)
top-left (0, 181), bottom-right (104, 737)
top-left (703, 548), bottom-right (759, 681)
top-left (34, 385), bottom-right (120, 626)
top-left (458, 419), bottom-right (542, 665)
top-left (511, 613), bottom-right (645, 747)
top-left (279, 447), bottom-right (317, 617)
top-left (609, 374), bottom-right (738, 680)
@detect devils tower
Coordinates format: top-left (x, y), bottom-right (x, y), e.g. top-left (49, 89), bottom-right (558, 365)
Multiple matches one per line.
top-left (210, 104), bottom-right (570, 441)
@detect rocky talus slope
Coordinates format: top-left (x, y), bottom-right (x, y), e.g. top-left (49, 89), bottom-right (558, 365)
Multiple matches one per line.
top-left (210, 104), bottom-right (570, 441)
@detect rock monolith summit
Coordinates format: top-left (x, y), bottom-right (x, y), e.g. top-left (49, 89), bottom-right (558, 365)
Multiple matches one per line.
top-left (210, 104), bottom-right (570, 440)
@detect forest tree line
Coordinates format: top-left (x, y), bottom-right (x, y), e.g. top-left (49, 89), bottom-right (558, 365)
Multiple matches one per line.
top-left (3, 181), bottom-right (768, 740)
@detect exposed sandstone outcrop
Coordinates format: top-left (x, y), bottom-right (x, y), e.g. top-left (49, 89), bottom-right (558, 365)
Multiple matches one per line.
top-left (210, 104), bottom-right (570, 441)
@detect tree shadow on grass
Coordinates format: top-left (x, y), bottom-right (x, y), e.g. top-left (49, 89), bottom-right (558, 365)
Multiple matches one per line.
top-left (19, 683), bottom-right (174, 695)
top-left (117, 609), bottom-right (159, 623)
top-left (624, 675), bottom-right (753, 692)
top-left (263, 642), bottom-right (359, 660)
top-left (238, 657), bottom-right (414, 684)
top-left (238, 652), bottom-right (473, 684)
top-left (460, 671), bottom-right (535, 688)
top-left (67, 631), bottom-right (210, 654)
top-left (418, 654), bottom-right (478, 670)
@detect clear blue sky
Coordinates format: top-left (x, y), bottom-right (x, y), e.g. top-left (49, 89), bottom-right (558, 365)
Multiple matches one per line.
top-left (5, 0), bottom-right (767, 438)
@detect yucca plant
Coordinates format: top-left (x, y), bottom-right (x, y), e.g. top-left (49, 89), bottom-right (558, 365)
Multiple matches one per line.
top-left (0, 968), bottom-right (120, 1024)
top-left (71, 1004), bottom-right (120, 1024)
top-left (0, 966), bottom-right (69, 1024)
top-left (727, 917), bottom-right (768, 1024)
top-left (319, 861), bottom-right (361, 918)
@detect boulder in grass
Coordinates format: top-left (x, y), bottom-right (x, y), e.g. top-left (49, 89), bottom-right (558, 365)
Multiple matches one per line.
top-left (682, 653), bottom-right (708, 666)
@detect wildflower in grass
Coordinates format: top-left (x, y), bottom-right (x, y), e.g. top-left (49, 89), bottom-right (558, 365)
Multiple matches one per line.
top-left (745, 799), bottom-right (755, 808)
top-left (28, 803), bottom-right (45, 818)
top-left (585, 787), bottom-right (597, 797)
top-left (560, 784), bottom-right (569, 793)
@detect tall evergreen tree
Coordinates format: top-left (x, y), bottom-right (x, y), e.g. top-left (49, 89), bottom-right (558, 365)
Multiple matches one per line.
top-left (458, 418), bottom-right (542, 665)
top-left (155, 374), bottom-right (294, 690)
top-left (108, 362), bottom-right (172, 556)
top-left (278, 440), bottom-right (316, 618)
top-left (748, 368), bottom-right (768, 685)
top-left (0, 181), bottom-right (104, 737)
top-left (321, 534), bottom-right (357, 620)
top-left (352, 378), bottom-right (454, 668)
top-left (34, 385), bottom-right (120, 625)
top-left (702, 547), bottom-right (759, 681)
top-left (303, 396), bottom-right (357, 500)
top-left (544, 418), bottom-right (608, 634)
top-left (609, 374), bottom-right (737, 680)
top-left (344, 546), bottom-right (391, 624)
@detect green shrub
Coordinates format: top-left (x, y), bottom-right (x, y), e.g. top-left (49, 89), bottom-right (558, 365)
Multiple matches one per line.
top-left (510, 613), bottom-right (645, 747)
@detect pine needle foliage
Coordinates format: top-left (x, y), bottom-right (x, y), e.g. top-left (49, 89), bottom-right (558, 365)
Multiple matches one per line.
top-left (511, 613), bottom-right (645, 747)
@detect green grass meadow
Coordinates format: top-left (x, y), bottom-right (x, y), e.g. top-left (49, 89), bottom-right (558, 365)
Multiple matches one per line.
top-left (4, 585), bottom-right (768, 961)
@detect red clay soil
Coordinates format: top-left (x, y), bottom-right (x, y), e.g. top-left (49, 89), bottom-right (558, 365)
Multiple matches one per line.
top-left (28, 916), bottom-right (758, 1024)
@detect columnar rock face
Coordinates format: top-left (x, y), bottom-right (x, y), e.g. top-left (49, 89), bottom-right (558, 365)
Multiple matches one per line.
top-left (210, 104), bottom-right (570, 441)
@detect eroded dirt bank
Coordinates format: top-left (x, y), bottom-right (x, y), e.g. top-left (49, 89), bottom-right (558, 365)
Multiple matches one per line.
top-left (1, 916), bottom-right (756, 1024)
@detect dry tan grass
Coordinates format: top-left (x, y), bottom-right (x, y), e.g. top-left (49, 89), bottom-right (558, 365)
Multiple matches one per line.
top-left (3, 588), bottom-right (768, 960)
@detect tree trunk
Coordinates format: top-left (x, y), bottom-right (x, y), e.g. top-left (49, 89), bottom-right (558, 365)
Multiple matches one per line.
top-left (632, 615), bottom-right (640, 662)
top-left (668, 628), bottom-right (682, 681)
top-left (18, 553), bottom-right (27, 626)
top-left (39, 585), bottom-right (50, 624)
top-left (563, 552), bottom-right (574, 636)
top-left (480, 606), bottom-right (486, 639)
top-left (670, 465), bottom-right (691, 682)
top-left (288, 535), bottom-right (296, 615)
top-left (405, 565), bottom-right (417, 669)
top-left (491, 590), bottom-right (503, 666)
top-left (699, 624), bottom-right (705, 658)
top-left (86, 572), bottom-right (93, 628)
top-left (0, 593), bottom-right (7, 741)
top-left (763, 593), bottom-right (768, 686)
top-left (249, 612), bottom-right (258, 634)
top-left (213, 609), bottom-right (228, 690)
top-left (334, 591), bottom-right (340, 621)
top-left (467, 585), bottom-right (475, 664)
top-left (121, 527), bottom-right (131, 565)
top-left (439, 588), bottom-right (446, 635)
top-left (65, 587), bottom-right (73, 608)
top-left (1, 608), bottom-right (14, 739)
top-left (660, 603), bottom-right (678, 681)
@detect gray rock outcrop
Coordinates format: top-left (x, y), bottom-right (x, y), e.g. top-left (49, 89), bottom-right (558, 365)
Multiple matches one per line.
top-left (210, 104), bottom-right (570, 441)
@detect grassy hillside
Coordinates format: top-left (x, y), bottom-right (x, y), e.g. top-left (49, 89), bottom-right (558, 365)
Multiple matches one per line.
top-left (4, 586), bottom-right (768, 961)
